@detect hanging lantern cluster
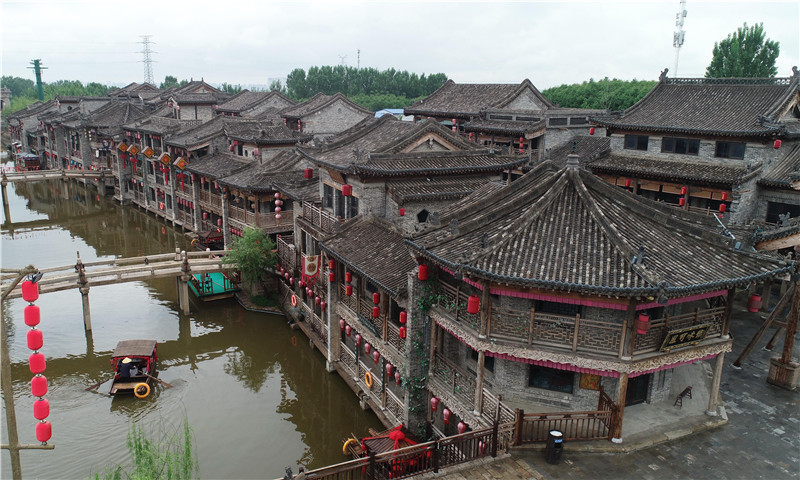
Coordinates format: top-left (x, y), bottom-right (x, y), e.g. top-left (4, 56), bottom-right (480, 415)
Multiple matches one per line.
top-left (274, 192), bottom-right (283, 220)
top-left (328, 259), bottom-right (335, 282)
top-left (22, 276), bottom-right (52, 444)
top-left (399, 311), bottom-right (407, 339)
top-left (345, 270), bottom-right (353, 296)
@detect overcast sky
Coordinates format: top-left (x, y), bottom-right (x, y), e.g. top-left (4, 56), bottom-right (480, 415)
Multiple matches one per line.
top-left (1, 0), bottom-right (798, 91)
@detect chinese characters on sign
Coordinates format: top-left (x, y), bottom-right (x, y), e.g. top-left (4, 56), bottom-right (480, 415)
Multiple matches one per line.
top-left (659, 324), bottom-right (711, 352)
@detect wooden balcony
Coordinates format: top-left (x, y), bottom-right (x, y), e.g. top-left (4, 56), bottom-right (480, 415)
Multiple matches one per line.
top-left (198, 190), bottom-right (222, 210)
top-left (276, 235), bottom-right (297, 272)
top-left (301, 201), bottom-right (340, 234)
top-left (431, 281), bottom-right (726, 359)
top-left (337, 283), bottom-right (406, 356)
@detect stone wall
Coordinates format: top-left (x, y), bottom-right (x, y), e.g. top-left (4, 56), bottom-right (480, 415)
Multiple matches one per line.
top-left (302, 99), bottom-right (370, 138)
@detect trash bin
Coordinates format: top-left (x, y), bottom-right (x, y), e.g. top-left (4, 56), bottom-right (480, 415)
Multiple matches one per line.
top-left (545, 430), bottom-right (563, 465)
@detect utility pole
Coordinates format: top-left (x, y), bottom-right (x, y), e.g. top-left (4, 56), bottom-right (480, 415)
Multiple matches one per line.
top-left (357, 49), bottom-right (360, 69)
top-left (27, 59), bottom-right (47, 101)
top-left (139, 35), bottom-right (155, 85)
top-left (672, 0), bottom-right (687, 77)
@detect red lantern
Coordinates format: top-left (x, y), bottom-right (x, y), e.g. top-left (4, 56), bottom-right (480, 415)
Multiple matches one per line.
top-left (372, 350), bottom-right (380, 363)
top-left (29, 352), bottom-right (46, 374)
top-left (719, 203), bottom-right (727, 213)
top-left (451, 118), bottom-right (457, 132)
top-left (721, 192), bottom-right (728, 201)
top-left (636, 313), bottom-right (651, 335)
top-left (21, 280), bottom-right (39, 303)
top-left (430, 396), bottom-right (440, 412)
top-left (304, 168), bottom-right (313, 179)
top-left (24, 305), bottom-right (41, 326)
top-left (342, 184), bottom-right (352, 196)
top-left (467, 295), bottom-right (480, 314)
top-left (364, 342), bottom-right (371, 354)
top-left (339, 318), bottom-right (346, 331)
top-left (372, 306), bottom-right (380, 318)
top-left (442, 408), bottom-right (451, 425)
top-left (519, 136), bottom-right (524, 154)
top-left (680, 186), bottom-right (687, 195)
top-left (747, 293), bottom-right (762, 313)
top-left (289, 277), bottom-right (295, 286)
top-left (315, 296), bottom-right (321, 305)
top-left (418, 264), bottom-right (428, 281)
top-left (275, 213), bottom-right (282, 220)
top-left (386, 363), bottom-right (394, 377)
top-left (399, 326), bottom-right (407, 339)
top-left (395, 371), bottom-right (402, 385)
top-left (589, 127), bottom-right (595, 135)
top-left (328, 259), bottom-right (335, 270)
top-left (345, 325), bottom-right (352, 336)
top-left (27, 329), bottom-right (43, 351)
top-left (774, 139), bottom-right (782, 149)
top-left (399, 208), bottom-right (405, 216)
top-left (217, 219), bottom-right (223, 226)
top-left (457, 422), bottom-right (468, 434)
top-left (36, 421), bottom-right (52, 443)
top-left (373, 292), bottom-right (380, 304)
top-left (203, 212), bottom-right (209, 220)
top-left (320, 301), bottom-right (326, 310)
top-left (399, 311), bottom-right (407, 324)
top-left (345, 285), bottom-right (353, 296)
top-left (31, 375), bottom-right (47, 397)
top-left (345, 272), bottom-right (352, 283)
top-left (329, 272), bottom-right (335, 282)
top-left (479, 441), bottom-right (487, 454)
top-left (678, 198), bottom-right (686, 207)
top-left (275, 206), bottom-right (282, 213)
top-left (624, 178), bottom-right (631, 188)
top-left (33, 399), bottom-right (49, 420)
top-left (355, 334), bottom-right (362, 346)
top-left (469, 132), bottom-right (474, 141)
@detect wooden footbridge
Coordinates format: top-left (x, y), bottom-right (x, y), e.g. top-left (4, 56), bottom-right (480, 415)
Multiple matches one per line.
top-left (1, 249), bottom-right (237, 329)
top-left (1, 167), bottom-right (115, 184)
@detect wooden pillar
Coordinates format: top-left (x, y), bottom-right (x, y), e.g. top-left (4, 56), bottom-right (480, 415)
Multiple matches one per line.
top-left (1, 300), bottom-right (23, 480)
top-left (76, 253), bottom-right (92, 331)
top-left (177, 251), bottom-right (191, 315)
top-left (2, 177), bottom-right (10, 222)
top-left (761, 279), bottom-right (773, 312)
top-left (116, 154), bottom-right (126, 205)
top-left (325, 268), bottom-right (337, 373)
top-left (706, 352), bottom-right (725, 416)
top-left (612, 372), bottom-right (628, 443)
top-left (191, 175), bottom-right (201, 232)
top-left (722, 288), bottom-right (735, 337)
top-left (767, 273), bottom-right (800, 389)
top-left (623, 301), bottom-right (638, 359)
top-left (474, 350), bottom-right (485, 415)
top-left (221, 189), bottom-right (231, 249)
top-left (479, 281), bottom-right (490, 338)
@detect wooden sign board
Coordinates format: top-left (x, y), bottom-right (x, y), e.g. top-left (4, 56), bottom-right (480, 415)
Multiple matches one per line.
top-left (659, 323), bottom-right (711, 352)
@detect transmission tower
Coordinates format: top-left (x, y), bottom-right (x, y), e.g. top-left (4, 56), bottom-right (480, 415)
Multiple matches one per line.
top-left (27, 59), bottom-right (47, 101)
top-left (139, 35), bottom-right (156, 85)
top-left (672, 0), bottom-right (687, 77)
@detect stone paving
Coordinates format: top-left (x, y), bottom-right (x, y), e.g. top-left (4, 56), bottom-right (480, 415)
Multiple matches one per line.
top-left (432, 293), bottom-right (800, 479)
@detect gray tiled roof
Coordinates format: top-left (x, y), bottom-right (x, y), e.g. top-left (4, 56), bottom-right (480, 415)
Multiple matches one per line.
top-left (165, 116), bottom-right (226, 148)
top-left (759, 143), bottom-right (800, 189)
top-left (280, 92), bottom-right (372, 119)
top-left (322, 218), bottom-right (417, 296)
top-left (588, 151), bottom-right (747, 187)
top-left (409, 162), bottom-right (791, 298)
top-left (80, 101), bottom-right (147, 129)
top-left (216, 90), bottom-right (296, 113)
top-left (591, 75), bottom-right (799, 137)
top-left (463, 118), bottom-right (546, 136)
top-left (218, 150), bottom-right (305, 192)
top-left (184, 151), bottom-right (250, 179)
top-left (355, 151), bottom-right (526, 177)
top-left (405, 79), bottom-right (554, 117)
top-left (539, 135), bottom-right (610, 169)
top-left (223, 120), bottom-right (312, 144)
top-left (387, 176), bottom-right (498, 204)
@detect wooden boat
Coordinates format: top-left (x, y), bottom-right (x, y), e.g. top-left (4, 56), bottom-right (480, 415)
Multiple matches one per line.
top-left (109, 340), bottom-right (158, 397)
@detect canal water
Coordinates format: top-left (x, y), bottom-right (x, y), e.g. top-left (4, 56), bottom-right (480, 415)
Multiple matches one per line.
top-left (1, 163), bottom-right (383, 479)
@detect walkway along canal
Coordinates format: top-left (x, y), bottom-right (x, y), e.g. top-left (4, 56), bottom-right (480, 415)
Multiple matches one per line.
top-left (0, 172), bottom-right (383, 479)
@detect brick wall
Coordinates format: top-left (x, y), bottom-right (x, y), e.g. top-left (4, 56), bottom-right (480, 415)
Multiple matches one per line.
top-left (301, 99), bottom-right (371, 138)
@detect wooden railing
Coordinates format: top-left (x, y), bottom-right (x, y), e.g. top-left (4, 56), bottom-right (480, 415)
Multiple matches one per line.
top-left (431, 281), bottom-right (726, 359)
top-left (301, 201), bottom-right (340, 234)
top-left (430, 352), bottom-right (476, 408)
top-left (303, 424), bottom-right (504, 480)
top-left (276, 235), bottom-right (296, 272)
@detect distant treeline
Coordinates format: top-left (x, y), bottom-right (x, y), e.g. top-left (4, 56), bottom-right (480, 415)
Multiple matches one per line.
top-left (1, 76), bottom-right (114, 113)
top-left (541, 78), bottom-right (657, 111)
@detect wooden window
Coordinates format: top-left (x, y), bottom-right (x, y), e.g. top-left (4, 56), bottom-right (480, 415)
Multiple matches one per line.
top-left (347, 196), bottom-right (359, 218)
top-left (715, 141), bottom-right (745, 159)
top-left (624, 134), bottom-right (649, 151)
top-left (661, 137), bottom-right (699, 155)
top-left (535, 300), bottom-right (581, 316)
top-left (569, 117), bottom-right (588, 125)
top-left (549, 118), bottom-right (568, 126)
top-left (528, 366), bottom-right (574, 394)
top-left (323, 184), bottom-right (333, 209)
top-left (470, 349), bottom-right (494, 373)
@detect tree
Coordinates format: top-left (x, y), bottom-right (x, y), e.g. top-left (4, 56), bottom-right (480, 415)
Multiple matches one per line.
top-left (268, 79), bottom-right (286, 94)
top-left (222, 227), bottom-right (276, 294)
top-left (160, 75), bottom-right (189, 89)
top-left (542, 78), bottom-right (657, 111)
top-left (705, 22), bottom-right (780, 78)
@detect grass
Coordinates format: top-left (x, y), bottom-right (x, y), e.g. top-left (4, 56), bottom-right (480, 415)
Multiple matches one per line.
top-left (251, 292), bottom-right (279, 308)
top-left (91, 419), bottom-right (198, 480)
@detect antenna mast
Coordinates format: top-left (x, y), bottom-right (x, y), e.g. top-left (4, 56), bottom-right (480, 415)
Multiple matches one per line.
top-left (139, 35), bottom-right (155, 85)
top-left (672, 0), bottom-right (687, 77)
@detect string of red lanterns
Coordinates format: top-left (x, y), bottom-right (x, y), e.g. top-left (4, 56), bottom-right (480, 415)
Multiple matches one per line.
top-left (22, 276), bottom-right (52, 444)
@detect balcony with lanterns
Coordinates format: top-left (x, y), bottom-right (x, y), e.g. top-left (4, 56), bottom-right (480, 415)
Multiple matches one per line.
top-left (299, 201), bottom-right (341, 236)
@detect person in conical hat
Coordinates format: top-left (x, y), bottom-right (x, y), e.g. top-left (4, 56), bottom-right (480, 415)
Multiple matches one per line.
top-left (120, 357), bottom-right (134, 378)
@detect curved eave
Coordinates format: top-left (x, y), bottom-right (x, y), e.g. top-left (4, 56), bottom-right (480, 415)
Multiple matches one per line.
top-left (757, 178), bottom-right (794, 189)
top-left (226, 134), bottom-right (312, 145)
top-left (588, 164), bottom-right (743, 188)
top-left (406, 240), bottom-right (794, 299)
top-left (403, 109), bottom-right (477, 119)
top-left (321, 243), bottom-right (403, 298)
top-left (296, 148), bottom-right (352, 173)
top-left (588, 119), bottom-right (781, 138)
top-left (353, 159), bottom-right (527, 177)
top-left (462, 124), bottom-right (546, 136)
